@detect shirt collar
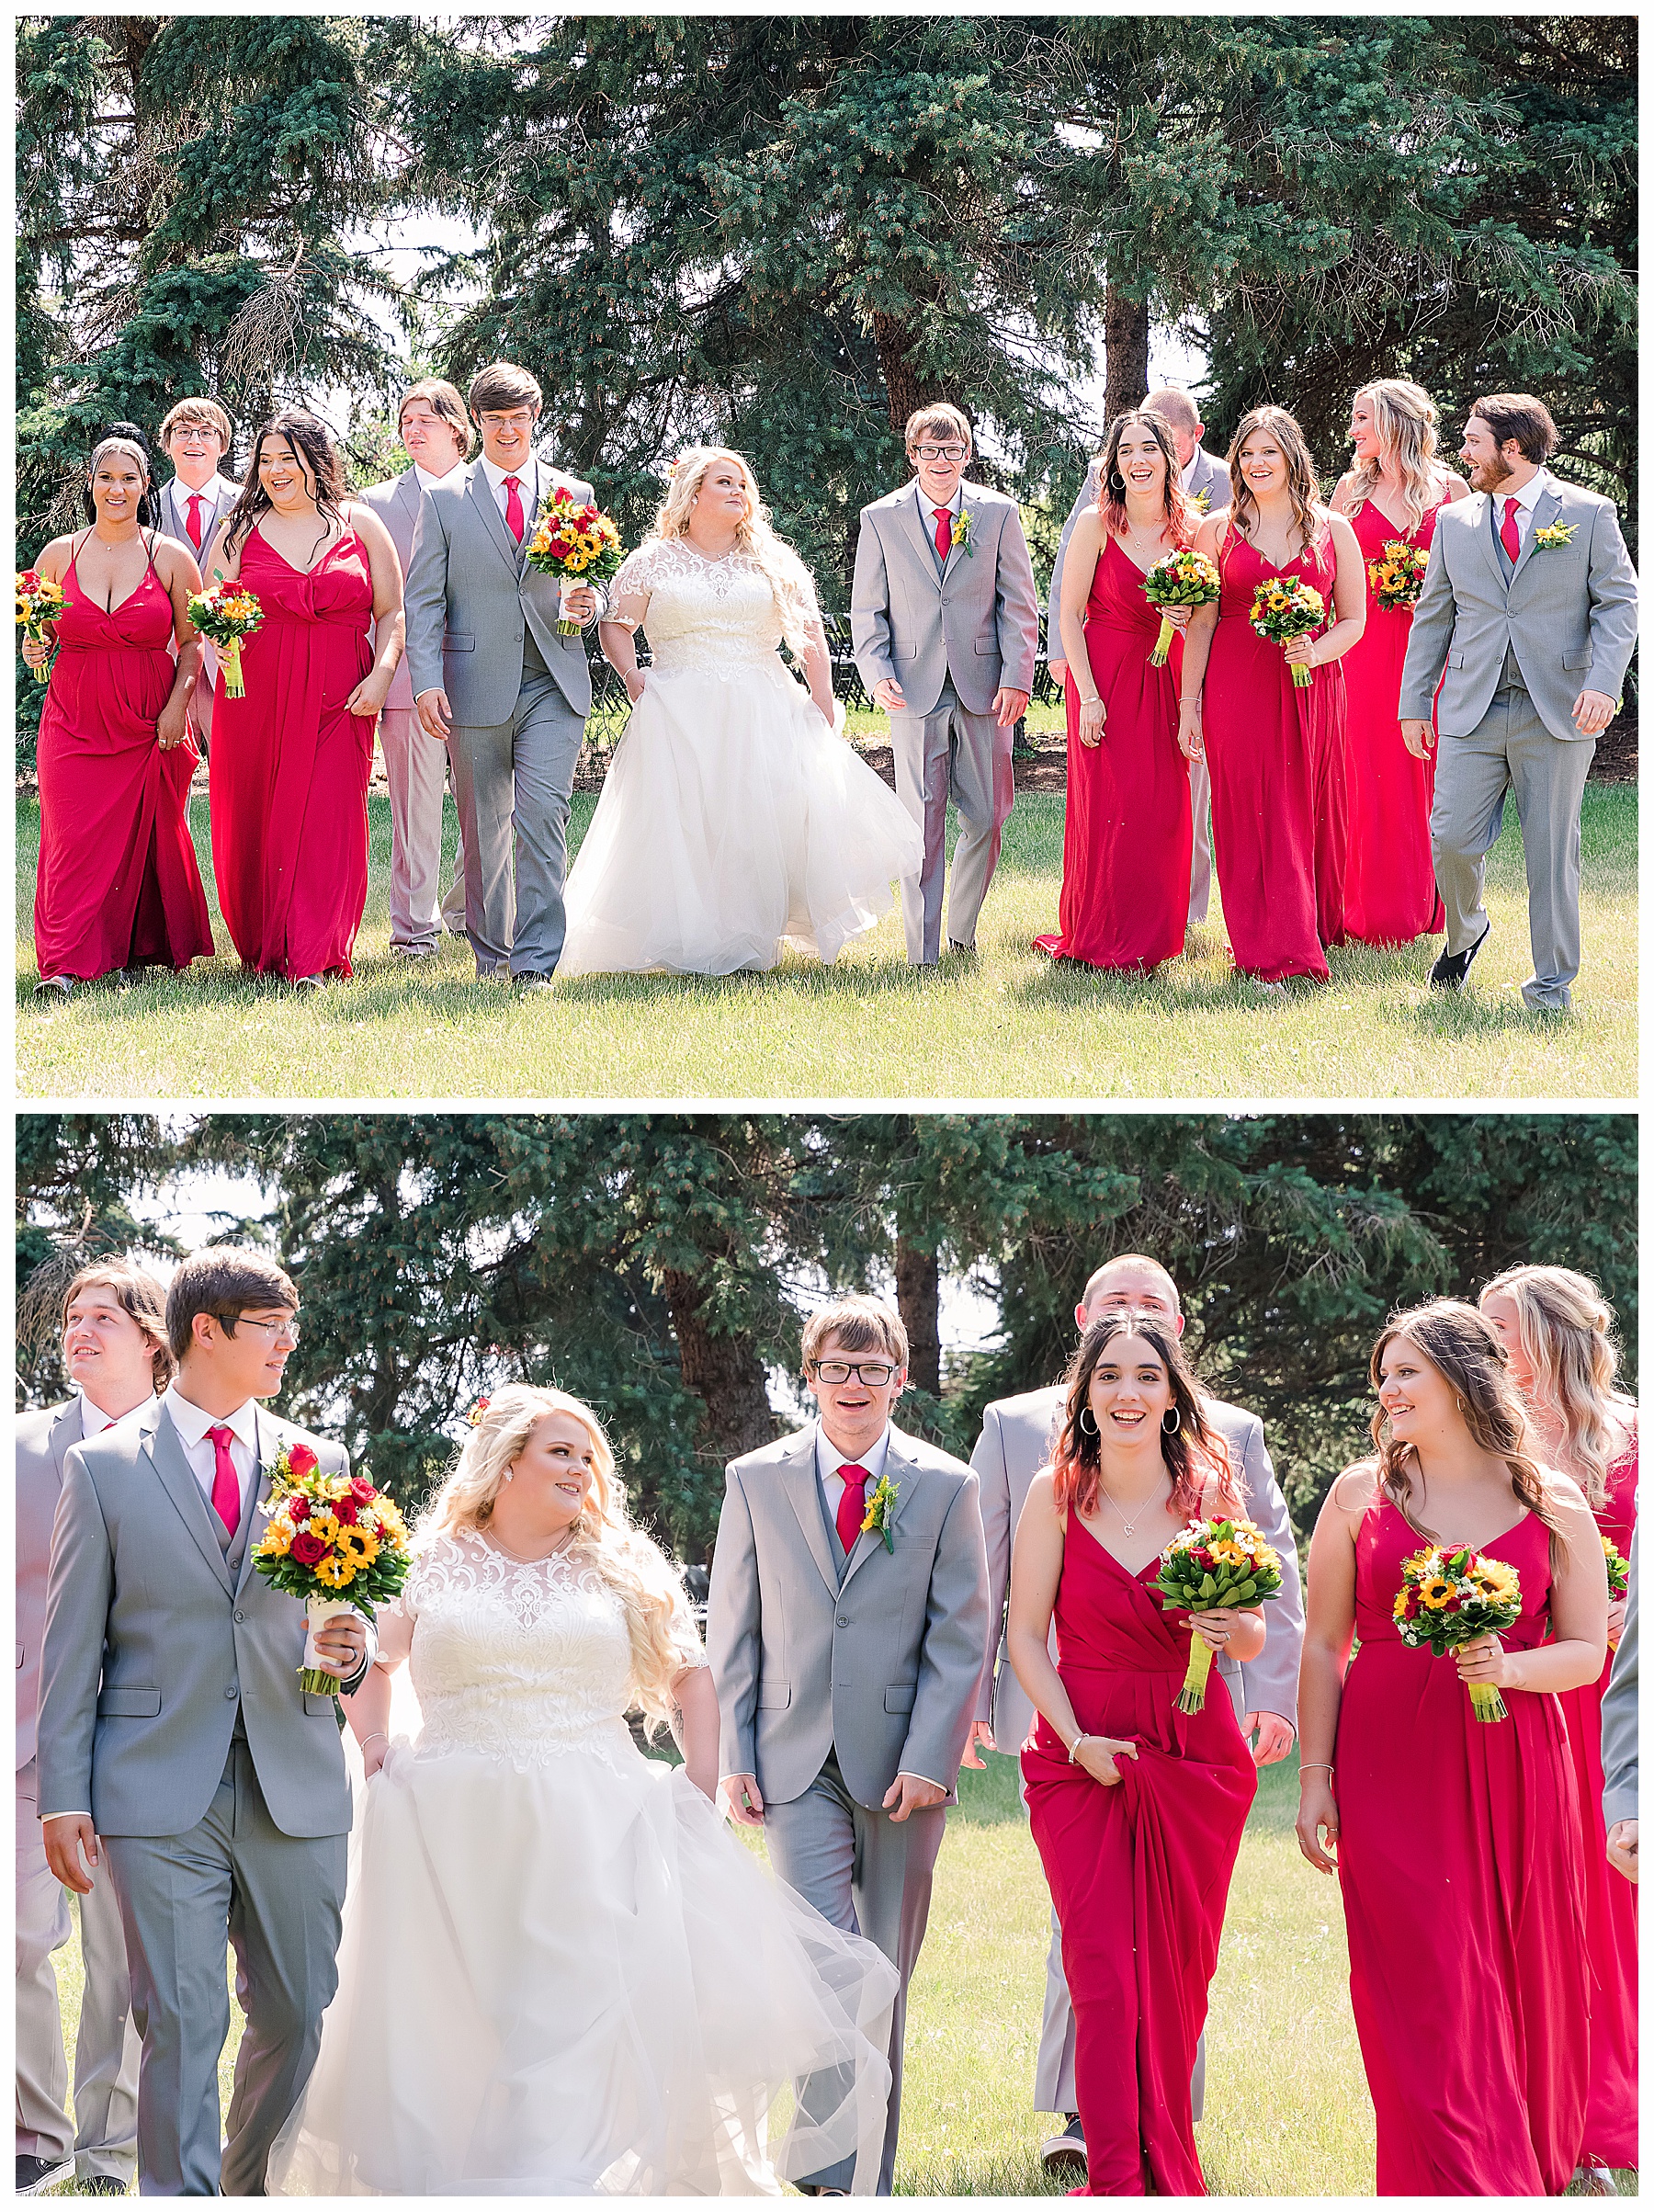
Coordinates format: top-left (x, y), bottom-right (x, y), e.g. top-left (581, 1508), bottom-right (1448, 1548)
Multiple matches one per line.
top-left (1501, 467), bottom-right (1552, 515)
top-left (815, 1421), bottom-right (892, 1484)
top-left (76, 1386), bottom-right (154, 1438)
top-left (413, 462), bottom-right (459, 495)
top-left (913, 481), bottom-right (964, 517)
top-left (164, 1381), bottom-right (260, 1455)
top-left (1180, 450), bottom-right (1202, 490)
top-left (479, 451), bottom-right (537, 495)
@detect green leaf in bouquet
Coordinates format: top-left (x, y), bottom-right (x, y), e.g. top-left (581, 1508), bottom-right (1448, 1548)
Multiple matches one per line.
top-left (1199, 1572), bottom-right (1217, 1599)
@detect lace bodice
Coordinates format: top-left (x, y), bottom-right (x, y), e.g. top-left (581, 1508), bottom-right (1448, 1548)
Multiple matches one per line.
top-left (396, 1527), bottom-right (703, 1771)
top-left (616, 538), bottom-right (812, 675)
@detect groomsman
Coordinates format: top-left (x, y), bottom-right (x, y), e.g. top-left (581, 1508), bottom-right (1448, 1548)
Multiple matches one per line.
top-left (969, 1252), bottom-right (1303, 2172)
top-left (359, 380), bottom-right (472, 959)
top-left (708, 1296), bottom-right (990, 2193)
top-left (405, 361), bottom-right (603, 986)
top-left (1399, 392), bottom-right (1638, 1013)
top-left (1048, 389), bottom-right (1230, 926)
top-left (156, 398), bottom-right (242, 750)
top-left (1602, 1526), bottom-right (1637, 1883)
top-left (38, 1248), bottom-right (374, 2195)
top-left (16, 1265), bottom-right (163, 2196)
top-left (851, 405), bottom-right (1039, 965)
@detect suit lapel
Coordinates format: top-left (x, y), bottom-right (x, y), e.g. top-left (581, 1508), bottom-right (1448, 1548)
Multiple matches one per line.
top-left (143, 1402), bottom-right (235, 1594)
top-left (394, 469), bottom-right (423, 533)
top-left (840, 1436), bottom-right (917, 1591)
top-left (778, 1437), bottom-right (841, 1600)
top-left (48, 1399), bottom-right (85, 1480)
top-left (235, 1410), bottom-right (282, 1594)
top-left (1509, 485), bottom-right (1561, 590)
top-left (902, 482), bottom-right (945, 589)
top-left (469, 464), bottom-right (524, 580)
top-left (941, 489), bottom-right (975, 577)
top-left (1471, 493), bottom-right (1510, 594)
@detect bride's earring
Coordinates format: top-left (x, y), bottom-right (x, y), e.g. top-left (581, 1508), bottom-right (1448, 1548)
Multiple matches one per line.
top-left (501, 1464), bottom-right (514, 1483)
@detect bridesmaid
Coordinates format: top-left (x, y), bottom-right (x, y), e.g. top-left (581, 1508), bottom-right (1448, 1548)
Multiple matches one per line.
top-left (203, 412), bottom-right (404, 986)
top-left (24, 433), bottom-right (214, 993)
top-left (1034, 409), bottom-right (1198, 970)
top-left (1479, 1265), bottom-right (1637, 2186)
top-left (1331, 381), bottom-right (1467, 945)
top-left (1297, 1299), bottom-right (1607, 2195)
top-left (1177, 407), bottom-right (1365, 988)
top-left (1011, 1311), bottom-right (1259, 2195)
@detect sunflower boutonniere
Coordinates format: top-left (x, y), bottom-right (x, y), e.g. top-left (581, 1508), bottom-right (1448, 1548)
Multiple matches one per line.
top-left (860, 1471), bottom-right (901, 1553)
top-left (1189, 489), bottom-right (1211, 515)
top-left (949, 506), bottom-right (974, 558)
top-left (1532, 520), bottom-right (1579, 552)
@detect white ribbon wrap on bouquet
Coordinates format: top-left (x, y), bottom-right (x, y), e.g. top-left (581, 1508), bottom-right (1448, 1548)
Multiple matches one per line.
top-left (303, 1595), bottom-right (359, 1673)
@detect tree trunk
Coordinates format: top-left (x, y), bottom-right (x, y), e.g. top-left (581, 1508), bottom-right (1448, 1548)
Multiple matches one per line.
top-left (894, 1239), bottom-right (942, 1398)
top-left (871, 310), bottom-right (935, 442)
top-left (1104, 286), bottom-right (1150, 428)
top-left (659, 1266), bottom-right (778, 1470)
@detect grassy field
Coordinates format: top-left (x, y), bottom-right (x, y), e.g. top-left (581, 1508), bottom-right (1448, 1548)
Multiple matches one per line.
top-left (17, 777), bottom-right (1636, 1101)
top-left (45, 1748), bottom-right (1635, 2196)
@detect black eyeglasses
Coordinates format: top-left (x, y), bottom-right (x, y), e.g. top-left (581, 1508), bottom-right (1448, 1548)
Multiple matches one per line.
top-left (810, 1359), bottom-right (899, 1386)
top-left (912, 443), bottom-right (969, 461)
top-left (227, 1311), bottom-right (300, 1346)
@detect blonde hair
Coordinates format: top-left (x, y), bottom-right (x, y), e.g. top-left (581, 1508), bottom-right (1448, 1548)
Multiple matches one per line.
top-left (1479, 1265), bottom-right (1636, 1512)
top-left (654, 446), bottom-right (819, 658)
top-left (418, 1384), bottom-right (697, 1730)
top-left (1347, 380), bottom-right (1444, 535)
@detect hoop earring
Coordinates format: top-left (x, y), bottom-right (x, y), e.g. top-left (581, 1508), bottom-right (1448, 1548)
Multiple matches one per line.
top-left (1108, 471), bottom-right (1126, 497)
top-left (1162, 1406), bottom-right (1181, 1435)
top-left (1079, 1407), bottom-right (1099, 1436)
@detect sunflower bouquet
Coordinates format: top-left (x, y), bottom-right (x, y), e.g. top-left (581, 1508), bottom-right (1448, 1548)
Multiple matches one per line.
top-left (17, 571), bottom-right (65, 682)
top-left (252, 1442), bottom-right (412, 1694)
top-left (1142, 549), bottom-right (1221, 666)
top-left (525, 489), bottom-right (625, 632)
top-left (1603, 1534), bottom-right (1630, 1650)
top-left (186, 574), bottom-right (265, 699)
top-left (1366, 539), bottom-right (1432, 612)
top-left (1392, 1545), bottom-right (1524, 1721)
top-left (1249, 574), bottom-right (1325, 688)
top-left (1153, 1518), bottom-right (1285, 1714)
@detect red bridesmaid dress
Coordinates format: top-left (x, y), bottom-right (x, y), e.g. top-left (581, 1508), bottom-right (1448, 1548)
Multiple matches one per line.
top-left (1023, 1515), bottom-right (1256, 2195)
top-left (1554, 1439), bottom-right (1637, 2170)
top-left (1202, 527), bottom-right (1349, 981)
top-left (34, 534), bottom-right (213, 980)
top-left (1034, 535), bottom-right (1193, 970)
top-left (1335, 1497), bottom-right (1590, 2195)
top-left (209, 526), bottom-right (376, 978)
top-left (1341, 498), bottom-right (1447, 945)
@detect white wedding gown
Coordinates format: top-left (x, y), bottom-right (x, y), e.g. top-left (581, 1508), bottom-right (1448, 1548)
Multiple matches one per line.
top-left (266, 1529), bottom-right (897, 2195)
top-left (558, 539), bottom-right (923, 975)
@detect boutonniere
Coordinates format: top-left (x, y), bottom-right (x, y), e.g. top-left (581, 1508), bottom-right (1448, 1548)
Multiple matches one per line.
top-left (1532, 521), bottom-right (1579, 551)
top-left (1190, 489), bottom-right (1211, 515)
top-left (949, 507), bottom-right (974, 557)
top-left (860, 1472), bottom-right (900, 1553)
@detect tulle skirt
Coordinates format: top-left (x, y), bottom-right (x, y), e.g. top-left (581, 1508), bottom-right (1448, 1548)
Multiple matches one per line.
top-left (558, 662), bottom-right (923, 975)
top-left (267, 1720), bottom-right (897, 2196)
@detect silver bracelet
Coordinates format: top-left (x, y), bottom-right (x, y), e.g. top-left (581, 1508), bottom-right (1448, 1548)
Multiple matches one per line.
top-left (359, 1732), bottom-right (389, 1752)
top-left (1067, 1733), bottom-right (1093, 1764)
top-left (1299, 1762), bottom-right (1333, 1774)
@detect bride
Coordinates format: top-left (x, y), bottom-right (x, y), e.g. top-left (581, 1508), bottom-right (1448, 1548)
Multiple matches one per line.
top-left (267, 1387), bottom-right (896, 2195)
top-left (557, 448), bottom-right (923, 976)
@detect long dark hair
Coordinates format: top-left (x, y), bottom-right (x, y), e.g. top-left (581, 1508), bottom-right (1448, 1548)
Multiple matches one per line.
top-left (1096, 408), bottom-right (1198, 548)
top-left (1225, 404), bottom-right (1322, 558)
top-left (221, 411), bottom-right (349, 565)
top-left (1050, 1310), bottom-right (1238, 1524)
top-left (84, 427), bottom-right (161, 529)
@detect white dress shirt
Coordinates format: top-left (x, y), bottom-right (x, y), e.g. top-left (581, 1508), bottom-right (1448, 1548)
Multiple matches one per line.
top-left (413, 462), bottom-right (457, 497)
top-left (815, 1421), bottom-right (892, 1522)
top-left (477, 450), bottom-right (540, 527)
top-left (162, 1383), bottom-right (260, 1521)
top-left (76, 1387), bottom-right (154, 1440)
top-left (1180, 452), bottom-right (1202, 492)
top-left (1493, 465), bottom-right (1555, 551)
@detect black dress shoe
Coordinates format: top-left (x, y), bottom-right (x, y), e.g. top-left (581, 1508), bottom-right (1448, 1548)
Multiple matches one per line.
top-left (32, 974), bottom-right (73, 998)
top-left (1428, 923), bottom-right (1490, 993)
top-left (17, 2153), bottom-right (75, 2194)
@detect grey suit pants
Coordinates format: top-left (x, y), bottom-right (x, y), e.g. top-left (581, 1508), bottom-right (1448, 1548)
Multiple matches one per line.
top-left (1187, 752), bottom-right (1213, 928)
top-left (765, 1753), bottom-right (946, 2195)
top-left (380, 708), bottom-right (466, 954)
top-left (1430, 685), bottom-right (1595, 1011)
top-left (447, 673), bottom-right (586, 978)
top-left (888, 683), bottom-right (1014, 963)
top-left (104, 1741), bottom-right (346, 2197)
top-left (16, 1759), bottom-right (140, 2181)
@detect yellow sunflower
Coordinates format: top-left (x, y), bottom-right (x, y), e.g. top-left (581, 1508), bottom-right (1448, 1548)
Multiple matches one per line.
top-left (334, 1526), bottom-right (378, 1569)
top-left (1418, 1576), bottom-right (1456, 1610)
top-left (256, 1520), bottom-right (293, 1556)
top-left (314, 1551), bottom-right (357, 1588)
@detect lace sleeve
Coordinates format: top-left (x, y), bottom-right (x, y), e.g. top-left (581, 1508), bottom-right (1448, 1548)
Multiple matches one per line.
top-left (669, 1582), bottom-right (708, 1674)
top-left (610, 539), bottom-right (666, 603)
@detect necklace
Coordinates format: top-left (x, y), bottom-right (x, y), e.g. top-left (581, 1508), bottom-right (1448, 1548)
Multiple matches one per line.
top-left (1097, 1470), bottom-right (1169, 1539)
top-left (484, 1525), bottom-right (576, 1565)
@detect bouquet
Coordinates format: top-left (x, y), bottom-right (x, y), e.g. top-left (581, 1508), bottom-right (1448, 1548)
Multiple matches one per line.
top-left (1249, 574), bottom-right (1325, 688)
top-left (187, 573), bottom-right (265, 698)
top-left (1142, 549), bottom-right (1221, 666)
top-left (525, 489), bottom-right (625, 632)
top-left (1153, 1518), bottom-right (1285, 1713)
top-left (1392, 1545), bottom-right (1523, 1721)
top-left (17, 571), bottom-right (65, 683)
top-left (1603, 1533), bottom-right (1630, 1650)
top-left (1366, 539), bottom-right (1431, 611)
top-left (251, 1442), bottom-right (412, 1694)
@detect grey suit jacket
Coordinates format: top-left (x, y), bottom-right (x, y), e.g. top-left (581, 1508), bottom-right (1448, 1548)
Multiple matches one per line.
top-left (38, 1397), bottom-right (366, 1841)
top-left (969, 1382), bottom-right (1304, 1752)
top-left (707, 1422), bottom-right (991, 1809)
top-left (359, 469), bottom-right (424, 710)
top-left (157, 472), bottom-right (241, 568)
top-left (1601, 1522), bottom-right (1637, 1830)
top-left (403, 456), bottom-right (596, 723)
top-left (1048, 447), bottom-right (1230, 627)
top-left (17, 1397), bottom-right (96, 1771)
top-left (851, 480), bottom-right (1038, 719)
top-left (1398, 477), bottom-right (1638, 743)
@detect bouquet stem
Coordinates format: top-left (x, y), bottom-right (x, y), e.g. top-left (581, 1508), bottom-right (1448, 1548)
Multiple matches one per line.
top-left (1289, 658), bottom-right (1314, 690)
top-left (299, 1664), bottom-right (343, 1697)
top-left (555, 616), bottom-right (581, 638)
top-left (221, 638), bottom-right (246, 699)
top-left (1467, 1679), bottom-right (1509, 1724)
top-left (1176, 1635), bottom-right (1215, 1714)
top-left (1150, 614), bottom-right (1176, 667)
top-left (26, 630), bottom-right (50, 683)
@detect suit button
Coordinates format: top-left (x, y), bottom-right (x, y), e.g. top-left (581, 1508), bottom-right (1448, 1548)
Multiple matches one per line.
top-left (233, 1612), bottom-right (245, 1624)
top-left (225, 1685), bottom-right (238, 1698)
top-left (836, 1616), bottom-right (849, 1627)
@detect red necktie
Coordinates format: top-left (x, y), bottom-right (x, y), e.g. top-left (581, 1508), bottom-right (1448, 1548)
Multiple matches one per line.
top-left (186, 494), bottom-right (206, 550)
top-left (504, 475), bottom-right (525, 544)
top-left (835, 1464), bottom-right (870, 1555)
top-left (933, 507), bottom-right (952, 562)
top-left (206, 1425), bottom-right (241, 1541)
top-left (1501, 496), bottom-right (1522, 566)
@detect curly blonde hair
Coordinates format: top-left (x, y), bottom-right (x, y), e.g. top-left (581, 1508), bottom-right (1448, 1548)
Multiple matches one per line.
top-left (417, 1384), bottom-right (699, 1730)
top-left (1479, 1265), bottom-right (1636, 1512)
top-left (1345, 380), bottom-right (1445, 535)
top-left (653, 446), bottom-right (819, 659)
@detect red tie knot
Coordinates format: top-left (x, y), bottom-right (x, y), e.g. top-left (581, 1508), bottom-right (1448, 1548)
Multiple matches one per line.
top-left (208, 1424), bottom-right (234, 1447)
top-left (840, 1463), bottom-right (869, 1490)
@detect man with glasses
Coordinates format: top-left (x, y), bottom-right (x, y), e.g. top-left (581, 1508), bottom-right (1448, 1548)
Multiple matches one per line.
top-left (708, 1296), bottom-right (989, 2193)
top-left (37, 1248), bottom-right (375, 2195)
top-left (405, 361), bottom-right (604, 987)
top-left (851, 404), bottom-right (1039, 965)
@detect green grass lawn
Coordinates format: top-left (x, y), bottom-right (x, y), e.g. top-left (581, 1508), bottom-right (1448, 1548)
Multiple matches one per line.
top-left (45, 1747), bottom-right (1635, 2196)
top-left (17, 778), bottom-right (1636, 1100)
